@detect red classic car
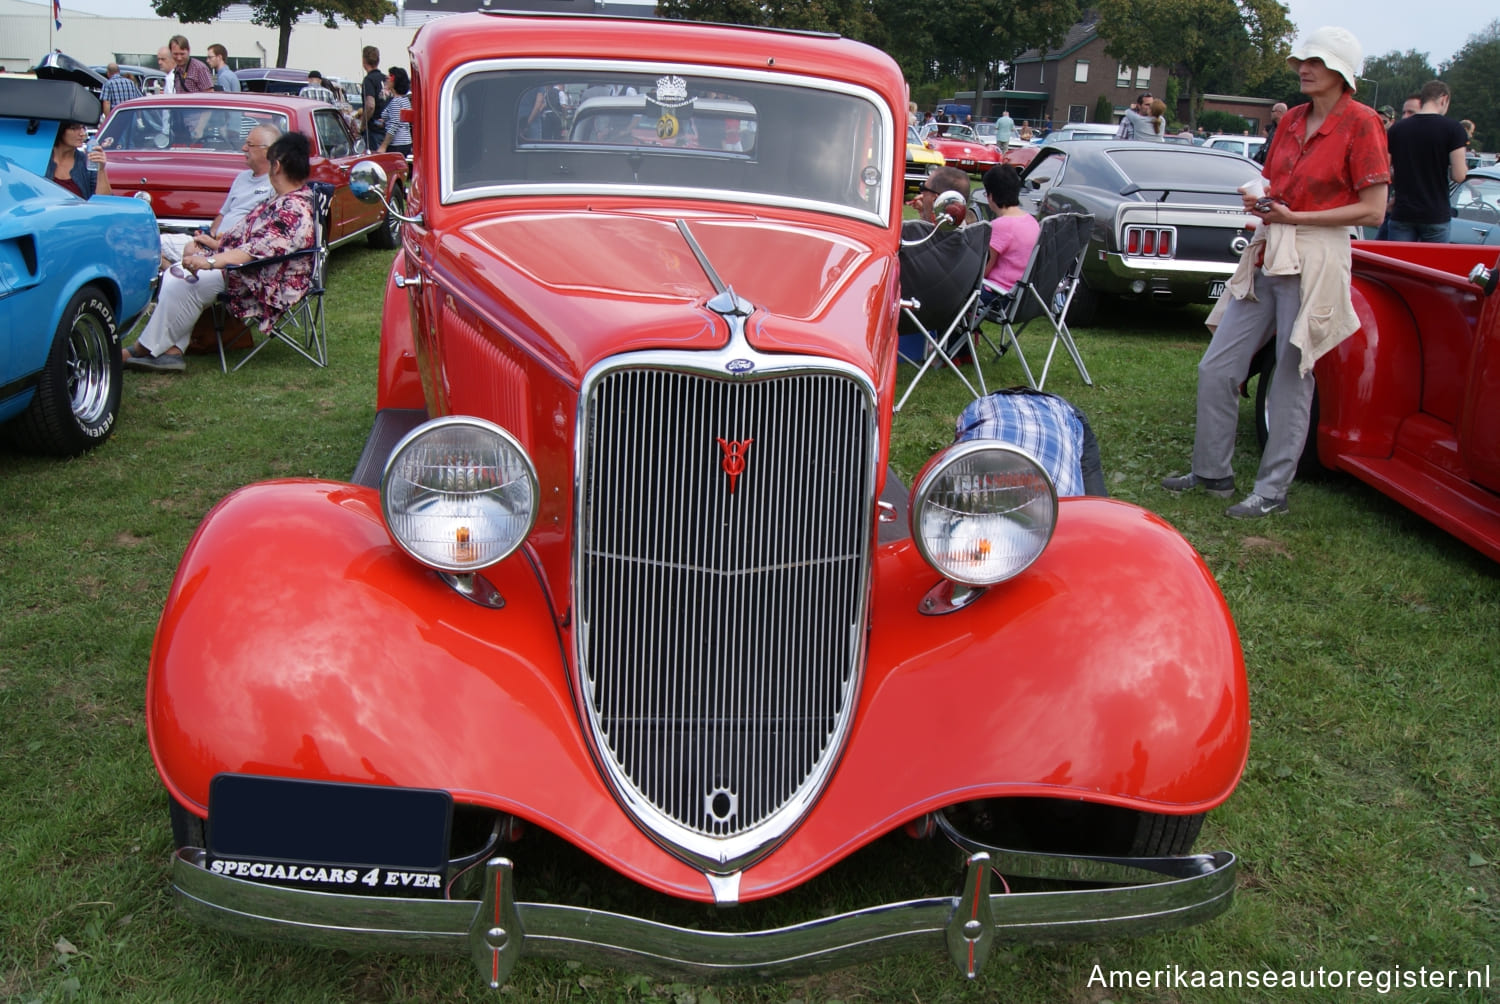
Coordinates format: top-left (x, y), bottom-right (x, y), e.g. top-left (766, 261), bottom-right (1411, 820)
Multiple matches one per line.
top-left (95, 92), bottom-right (408, 248)
top-left (1258, 241), bottom-right (1500, 562)
top-left (921, 121), bottom-right (1003, 174)
top-left (146, 12), bottom-right (1249, 986)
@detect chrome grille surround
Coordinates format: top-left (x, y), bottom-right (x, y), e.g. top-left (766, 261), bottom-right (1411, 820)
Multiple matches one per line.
top-left (574, 339), bottom-right (878, 875)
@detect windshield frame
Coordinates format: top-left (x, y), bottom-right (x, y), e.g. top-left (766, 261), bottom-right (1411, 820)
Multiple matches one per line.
top-left (439, 58), bottom-right (894, 228)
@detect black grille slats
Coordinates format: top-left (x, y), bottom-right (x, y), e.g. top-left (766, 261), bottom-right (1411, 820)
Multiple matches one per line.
top-left (579, 368), bottom-right (872, 843)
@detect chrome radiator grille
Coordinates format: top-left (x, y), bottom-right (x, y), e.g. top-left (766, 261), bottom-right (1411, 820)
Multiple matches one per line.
top-left (577, 365), bottom-right (874, 858)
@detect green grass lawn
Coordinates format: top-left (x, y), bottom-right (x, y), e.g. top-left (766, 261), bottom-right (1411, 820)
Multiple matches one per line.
top-left (1, 248), bottom-right (1496, 1002)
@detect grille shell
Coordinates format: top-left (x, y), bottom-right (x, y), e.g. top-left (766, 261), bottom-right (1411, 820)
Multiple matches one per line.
top-left (576, 357), bottom-right (876, 871)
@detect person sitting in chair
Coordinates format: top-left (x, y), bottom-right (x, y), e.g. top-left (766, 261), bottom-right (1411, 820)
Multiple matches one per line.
top-left (979, 164), bottom-right (1039, 299)
top-left (158, 124), bottom-right (279, 268)
top-left (955, 388), bottom-right (1107, 498)
top-left (123, 132), bottom-right (318, 373)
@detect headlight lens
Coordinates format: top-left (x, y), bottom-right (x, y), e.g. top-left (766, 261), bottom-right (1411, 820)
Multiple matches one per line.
top-left (381, 416), bottom-right (538, 572)
top-left (910, 442), bottom-right (1057, 586)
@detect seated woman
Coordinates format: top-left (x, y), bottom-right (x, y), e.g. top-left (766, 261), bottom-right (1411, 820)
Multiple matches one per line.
top-left (47, 121), bottom-right (111, 198)
top-left (123, 132), bottom-right (317, 372)
top-left (979, 164), bottom-right (1039, 298)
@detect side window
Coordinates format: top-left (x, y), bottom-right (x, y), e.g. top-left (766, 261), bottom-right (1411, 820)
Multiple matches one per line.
top-left (313, 109), bottom-right (352, 159)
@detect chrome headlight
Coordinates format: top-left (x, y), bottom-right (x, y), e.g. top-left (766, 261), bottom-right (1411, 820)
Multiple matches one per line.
top-left (910, 441), bottom-right (1057, 586)
top-left (380, 416), bottom-right (538, 572)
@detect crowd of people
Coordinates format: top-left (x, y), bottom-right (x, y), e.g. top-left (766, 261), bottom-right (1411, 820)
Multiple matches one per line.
top-left (51, 35), bottom-right (416, 376)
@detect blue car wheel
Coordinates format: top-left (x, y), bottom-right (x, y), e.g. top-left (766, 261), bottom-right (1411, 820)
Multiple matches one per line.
top-left (6, 285), bottom-right (121, 456)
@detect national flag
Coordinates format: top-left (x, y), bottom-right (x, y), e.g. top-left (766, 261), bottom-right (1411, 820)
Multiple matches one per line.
top-left (53, 0), bottom-right (62, 29)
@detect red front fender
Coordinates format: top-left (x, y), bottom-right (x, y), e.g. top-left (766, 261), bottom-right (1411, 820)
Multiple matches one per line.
top-left (147, 484), bottom-right (1247, 902)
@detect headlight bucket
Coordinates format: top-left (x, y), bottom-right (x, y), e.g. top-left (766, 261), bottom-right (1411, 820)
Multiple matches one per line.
top-left (909, 441), bottom-right (1057, 586)
top-left (380, 416), bottom-right (539, 572)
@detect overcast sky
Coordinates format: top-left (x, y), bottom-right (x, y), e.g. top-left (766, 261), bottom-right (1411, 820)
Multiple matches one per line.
top-left (42, 0), bottom-right (1496, 69)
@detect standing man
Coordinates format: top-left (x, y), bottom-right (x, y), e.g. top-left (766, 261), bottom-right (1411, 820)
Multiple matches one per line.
top-left (1401, 94), bottom-right (1421, 119)
top-left (1253, 102), bottom-right (1286, 165)
top-left (99, 63), bottom-right (142, 120)
top-left (994, 108), bottom-right (1014, 153)
top-left (168, 35), bottom-right (213, 94)
top-left (1116, 93), bottom-right (1153, 139)
top-left (156, 46), bottom-right (176, 94)
top-left (357, 46), bottom-right (387, 152)
top-left (206, 44), bottom-right (239, 92)
top-left (1384, 80), bottom-right (1467, 242)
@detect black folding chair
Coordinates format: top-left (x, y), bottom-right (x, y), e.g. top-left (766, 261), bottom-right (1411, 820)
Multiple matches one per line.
top-left (213, 181), bottom-right (333, 373)
top-left (971, 212), bottom-right (1094, 390)
top-left (894, 218), bottom-right (992, 412)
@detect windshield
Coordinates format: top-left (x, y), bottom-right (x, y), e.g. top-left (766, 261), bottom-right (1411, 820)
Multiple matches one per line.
top-left (99, 106), bottom-right (290, 153)
top-left (444, 64), bottom-right (892, 223)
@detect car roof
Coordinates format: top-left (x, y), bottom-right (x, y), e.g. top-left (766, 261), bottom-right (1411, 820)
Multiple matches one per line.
top-left (109, 91), bottom-right (334, 113)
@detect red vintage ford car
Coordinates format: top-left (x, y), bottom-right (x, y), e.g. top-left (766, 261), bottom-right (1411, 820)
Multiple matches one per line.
top-left (1259, 241), bottom-right (1500, 562)
top-left (96, 92), bottom-right (408, 248)
top-left (146, 12), bottom-right (1249, 985)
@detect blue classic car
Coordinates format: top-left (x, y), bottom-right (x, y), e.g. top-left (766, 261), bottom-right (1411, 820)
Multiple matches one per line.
top-left (0, 78), bottom-right (158, 455)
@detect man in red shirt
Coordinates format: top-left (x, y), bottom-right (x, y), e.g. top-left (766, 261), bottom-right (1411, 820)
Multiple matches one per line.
top-left (1163, 26), bottom-right (1389, 519)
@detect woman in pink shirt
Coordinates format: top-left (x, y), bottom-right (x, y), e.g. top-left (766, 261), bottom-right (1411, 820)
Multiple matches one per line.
top-left (980, 165), bottom-right (1039, 295)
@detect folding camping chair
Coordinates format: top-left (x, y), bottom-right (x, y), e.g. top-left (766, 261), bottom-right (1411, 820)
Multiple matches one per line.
top-left (970, 212), bottom-right (1095, 391)
top-left (894, 217), bottom-right (992, 413)
top-left (213, 181), bottom-right (333, 373)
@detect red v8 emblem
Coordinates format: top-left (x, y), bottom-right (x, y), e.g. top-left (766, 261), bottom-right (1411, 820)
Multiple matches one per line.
top-left (716, 437), bottom-right (753, 494)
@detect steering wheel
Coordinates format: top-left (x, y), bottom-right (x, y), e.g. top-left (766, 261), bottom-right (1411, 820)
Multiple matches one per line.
top-left (1468, 197), bottom-right (1500, 224)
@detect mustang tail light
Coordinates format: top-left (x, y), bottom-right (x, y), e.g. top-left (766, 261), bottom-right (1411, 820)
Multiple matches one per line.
top-left (381, 416), bottom-right (538, 572)
top-left (910, 442), bottom-right (1057, 586)
top-left (1125, 225), bottom-right (1176, 258)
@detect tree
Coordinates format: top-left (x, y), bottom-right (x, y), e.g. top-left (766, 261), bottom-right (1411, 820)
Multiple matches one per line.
top-left (1360, 49), bottom-right (1438, 112)
top-left (152, 0), bottom-right (396, 68)
top-left (1092, 93), bottom-right (1114, 123)
top-left (1442, 19), bottom-right (1500, 153)
top-left (1096, 0), bottom-right (1294, 127)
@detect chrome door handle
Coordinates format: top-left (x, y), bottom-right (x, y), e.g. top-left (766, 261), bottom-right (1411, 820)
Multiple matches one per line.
top-left (394, 272), bottom-right (422, 290)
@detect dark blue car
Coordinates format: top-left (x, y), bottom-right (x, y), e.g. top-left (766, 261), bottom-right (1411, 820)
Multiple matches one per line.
top-left (0, 78), bottom-right (158, 455)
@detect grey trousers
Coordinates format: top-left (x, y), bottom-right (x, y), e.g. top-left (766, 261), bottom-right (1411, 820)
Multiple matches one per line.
top-left (1191, 271), bottom-right (1316, 501)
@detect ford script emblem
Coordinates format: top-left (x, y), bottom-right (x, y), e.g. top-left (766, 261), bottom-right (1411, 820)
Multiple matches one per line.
top-left (726, 358), bottom-right (755, 374)
top-left (1230, 235), bottom-right (1250, 254)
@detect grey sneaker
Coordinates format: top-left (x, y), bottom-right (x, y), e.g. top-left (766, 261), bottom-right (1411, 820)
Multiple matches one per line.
top-left (1161, 472), bottom-right (1236, 498)
top-left (124, 351), bottom-right (186, 373)
top-left (1225, 493), bottom-right (1289, 520)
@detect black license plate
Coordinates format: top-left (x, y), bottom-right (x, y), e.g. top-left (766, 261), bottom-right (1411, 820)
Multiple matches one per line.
top-left (206, 775), bottom-right (452, 897)
top-left (1209, 280), bottom-right (1227, 299)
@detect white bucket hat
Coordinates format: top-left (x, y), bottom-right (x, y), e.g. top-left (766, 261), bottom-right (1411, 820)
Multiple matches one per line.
top-left (1288, 26), bottom-right (1363, 92)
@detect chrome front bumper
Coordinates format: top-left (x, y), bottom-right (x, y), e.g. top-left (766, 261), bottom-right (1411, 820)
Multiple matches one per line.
top-left (170, 821), bottom-right (1236, 986)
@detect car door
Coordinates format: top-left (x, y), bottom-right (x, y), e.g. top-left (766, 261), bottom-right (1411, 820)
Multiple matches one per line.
top-left (309, 107), bottom-right (378, 243)
top-left (1448, 176), bottom-right (1500, 245)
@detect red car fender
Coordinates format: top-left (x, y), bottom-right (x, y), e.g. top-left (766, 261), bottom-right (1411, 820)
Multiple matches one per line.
top-left (147, 484), bottom-right (1246, 903)
top-left (1313, 269), bottom-right (1422, 462)
top-left (376, 256), bottom-right (425, 410)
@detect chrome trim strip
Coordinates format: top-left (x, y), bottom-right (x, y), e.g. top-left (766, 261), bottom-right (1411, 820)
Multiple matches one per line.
top-left (437, 58), bottom-right (893, 226)
top-left (171, 845), bottom-right (1237, 982)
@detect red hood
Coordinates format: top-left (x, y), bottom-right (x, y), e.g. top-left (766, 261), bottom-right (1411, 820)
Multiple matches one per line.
top-left (439, 207), bottom-right (898, 384)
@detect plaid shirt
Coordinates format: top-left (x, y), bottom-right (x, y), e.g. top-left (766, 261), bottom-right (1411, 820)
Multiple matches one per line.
top-left (954, 390), bottom-right (1087, 497)
top-left (100, 74), bottom-right (142, 109)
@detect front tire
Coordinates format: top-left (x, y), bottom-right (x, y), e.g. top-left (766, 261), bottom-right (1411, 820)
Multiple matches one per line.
top-left (1254, 347), bottom-right (1323, 477)
top-left (368, 183), bottom-right (406, 249)
top-left (4, 286), bottom-right (120, 456)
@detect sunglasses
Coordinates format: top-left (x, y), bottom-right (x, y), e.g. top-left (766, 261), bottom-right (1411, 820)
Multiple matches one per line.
top-left (920, 184), bottom-right (942, 196)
